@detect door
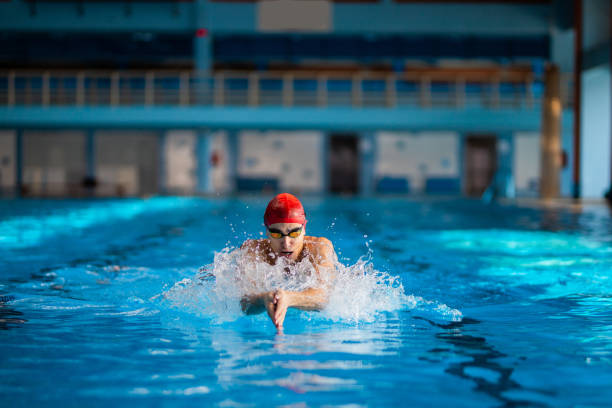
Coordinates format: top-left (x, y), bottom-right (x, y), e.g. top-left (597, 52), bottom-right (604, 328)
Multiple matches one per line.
top-left (465, 135), bottom-right (497, 196)
top-left (329, 133), bottom-right (359, 194)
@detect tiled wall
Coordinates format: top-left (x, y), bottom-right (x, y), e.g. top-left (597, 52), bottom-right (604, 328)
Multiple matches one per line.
top-left (95, 130), bottom-right (159, 196)
top-left (0, 128), bottom-right (575, 198)
top-left (22, 130), bottom-right (86, 196)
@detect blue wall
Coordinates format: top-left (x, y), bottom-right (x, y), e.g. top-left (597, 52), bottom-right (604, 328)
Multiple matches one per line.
top-left (0, 106), bottom-right (544, 132)
top-left (581, 66), bottom-right (611, 198)
top-left (0, 1), bottom-right (550, 35)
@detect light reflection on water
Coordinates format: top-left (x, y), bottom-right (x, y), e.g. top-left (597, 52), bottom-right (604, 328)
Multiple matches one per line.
top-left (1, 197), bottom-right (612, 406)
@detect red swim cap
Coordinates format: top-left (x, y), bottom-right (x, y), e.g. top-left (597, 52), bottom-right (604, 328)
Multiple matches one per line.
top-left (263, 193), bottom-right (306, 226)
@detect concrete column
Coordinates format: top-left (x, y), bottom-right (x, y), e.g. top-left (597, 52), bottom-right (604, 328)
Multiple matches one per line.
top-left (194, 0), bottom-right (212, 74)
top-left (82, 129), bottom-right (97, 196)
top-left (607, 2), bottom-right (612, 202)
top-left (605, 1), bottom-right (612, 203)
top-left (458, 133), bottom-right (466, 194)
top-left (196, 131), bottom-right (211, 194)
top-left (572, 0), bottom-right (583, 198)
top-left (321, 132), bottom-right (330, 193)
top-left (227, 131), bottom-right (239, 193)
top-left (15, 130), bottom-right (22, 197)
top-left (158, 132), bottom-right (167, 194)
top-left (497, 132), bottom-right (515, 198)
top-left (359, 132), bottom-right (376, 195)
top-left (86, 130), bottom-right (95, 180)
top-left (540, 65), bottom-right (562, 199)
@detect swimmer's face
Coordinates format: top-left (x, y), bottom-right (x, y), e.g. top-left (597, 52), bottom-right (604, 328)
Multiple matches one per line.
top-left (266, 222), bottom-right (305, 261)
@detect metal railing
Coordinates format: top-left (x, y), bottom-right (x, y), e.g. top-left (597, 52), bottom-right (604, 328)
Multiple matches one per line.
top-left (0, 70), bottom-right (573, 109)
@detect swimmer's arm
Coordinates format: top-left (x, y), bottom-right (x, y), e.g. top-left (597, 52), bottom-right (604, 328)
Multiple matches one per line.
top-left (283, 287), bottom-right (328, 311)
top-left (241, 291), bottom-right (278, 326)
top-left (281, 239), bottom-right (337, 312)
top-left (311, 237), bottom-right (337, 292)
top-left (272, 287), bottom-right (327, 327)
top-left (240, 292), bottom-right (268, 315)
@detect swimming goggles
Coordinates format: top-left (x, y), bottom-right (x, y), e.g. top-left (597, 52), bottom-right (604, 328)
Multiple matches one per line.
top-left (267, 225), bottom-right (303, 239)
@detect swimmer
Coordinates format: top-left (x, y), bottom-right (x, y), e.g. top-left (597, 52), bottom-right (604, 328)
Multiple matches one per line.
top-left (239, 193), bottom-right (336, 329)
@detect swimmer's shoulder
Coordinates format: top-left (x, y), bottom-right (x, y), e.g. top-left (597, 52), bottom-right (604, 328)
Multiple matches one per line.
top-left (304, 236), bottom-right (334, 254)
top-left (240, 239), bottom-right (269, 253)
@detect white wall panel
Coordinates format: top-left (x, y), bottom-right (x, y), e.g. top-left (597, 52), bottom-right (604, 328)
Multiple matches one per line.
top-left (211, 130), bottom-right (231, 193)
top-left (23, 130), bottom-right (86, 196)
top-left (239, 130), bottom-right (323, 192)
top-left (258, 0), bottom-right (331, 32)
top-left (581, 66), bottom-right (611, 199)
top-left (165, 130), bottom-right (196, 193)
top-left (95, 130), bottom-right (158, 196)
top-left (513, 132), bottom-right (540, 195)
top-left (375, 131), bottom-right (459, 192)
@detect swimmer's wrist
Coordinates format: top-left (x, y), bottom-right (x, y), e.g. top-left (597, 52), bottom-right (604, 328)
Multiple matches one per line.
top-left (285, 291), bottom-right (298, 307)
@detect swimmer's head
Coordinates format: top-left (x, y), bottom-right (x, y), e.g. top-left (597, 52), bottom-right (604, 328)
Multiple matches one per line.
top-left (264, 193), bottom-right (306, 261)
top-left (264, 193), bottom-right (306, 226)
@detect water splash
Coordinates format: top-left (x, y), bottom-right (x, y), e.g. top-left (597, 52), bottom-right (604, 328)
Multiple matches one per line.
top-left (162, 246), bottom-right (462, 325)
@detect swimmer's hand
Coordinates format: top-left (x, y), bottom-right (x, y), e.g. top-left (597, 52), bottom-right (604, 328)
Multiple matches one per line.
top-left (240, 291), bottom-right (278, 323)
top-left (274, 288), bottom-right (328, 328)
top-left (241, 288), bottom-right (328, 329)
top-left (273, 289), bottom-right (290, 329)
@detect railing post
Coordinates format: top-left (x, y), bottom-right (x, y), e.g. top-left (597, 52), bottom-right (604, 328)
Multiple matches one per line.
top-left (455, 77), bottom-right (465, 108)
top-left (42, 71), bottom-right (50, 107)
top-left (419, 76), bottom-right (431, 108)
top-left (25, 77), bottom-right (31, 105)
top-left (179, 71), bottom-right (189, 106)
top-left (283, 74), bottom-right (293, 107)
top-left (317, 75), bottom-right (327, 107)
top-left (385, 75), bottom-right (396, 108)
top-left (145, 72), bottom-right (154, 106)
top-left (56, 74), bottom-right (64, 105)
top-left (110, 72), bottom-right (120, 106)
top-left (76, 72), bottom-right (85, 106)
top-left (248, 73), bottom-right (259, 107)
top-left (214, 73), bottom-right (224, 106)
top-left (8, 71), bottom-right (15, 107)
top-left (352, 74), bottom-right (362, 107)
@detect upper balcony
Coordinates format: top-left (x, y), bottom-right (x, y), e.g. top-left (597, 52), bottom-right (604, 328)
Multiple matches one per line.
top-left (1, 67), bottom-right (574, 108)
top-left (0, 67), bottom-right (573, 131)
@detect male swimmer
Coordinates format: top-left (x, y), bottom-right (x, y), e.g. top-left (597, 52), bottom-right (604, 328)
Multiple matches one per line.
top-left (239, 193), bottom-right (336, 329)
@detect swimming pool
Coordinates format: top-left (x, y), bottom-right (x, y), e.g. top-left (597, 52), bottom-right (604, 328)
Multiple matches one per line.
top-left (1, 197), bottom-right (611, 407)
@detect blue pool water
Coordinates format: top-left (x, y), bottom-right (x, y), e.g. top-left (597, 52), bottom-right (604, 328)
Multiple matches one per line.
top-left (1, 197), bottom-right (611, 407)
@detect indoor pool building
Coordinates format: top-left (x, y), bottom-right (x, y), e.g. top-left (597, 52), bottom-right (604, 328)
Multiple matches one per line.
top-left (0, 0), bottom-right (610, 200)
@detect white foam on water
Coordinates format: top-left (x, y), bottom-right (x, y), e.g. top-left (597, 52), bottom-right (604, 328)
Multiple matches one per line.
top-left (162, 246), bottom-right (462, 324)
